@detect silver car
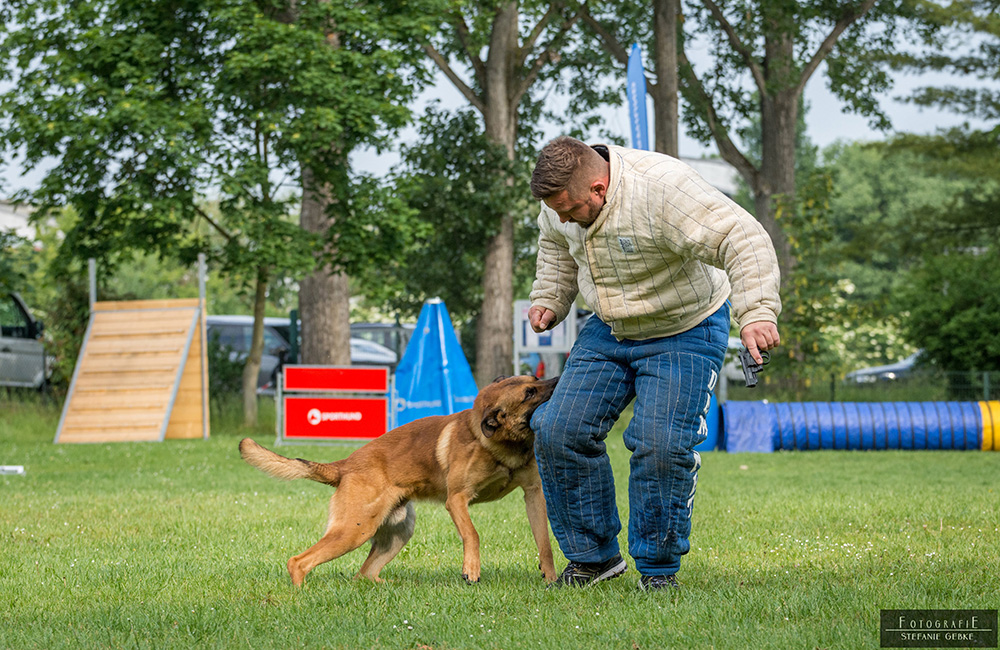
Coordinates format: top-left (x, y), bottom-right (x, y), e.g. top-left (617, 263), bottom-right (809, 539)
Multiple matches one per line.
top-left (0, 292), bottom-right (49, 389)
top-left (206, 315), bottom-right (398, 394)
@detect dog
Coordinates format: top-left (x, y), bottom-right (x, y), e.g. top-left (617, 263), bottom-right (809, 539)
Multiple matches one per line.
top-left (239, 374), bottom-right (559, 586)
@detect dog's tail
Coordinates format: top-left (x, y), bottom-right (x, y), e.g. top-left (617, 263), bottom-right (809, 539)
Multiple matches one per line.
top-left (239, 438), bottom-right (342, 487)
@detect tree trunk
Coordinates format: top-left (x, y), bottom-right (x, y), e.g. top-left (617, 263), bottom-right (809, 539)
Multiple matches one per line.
top-left (651, 0), bottom-right (679, 156)
top-left (298, 166), bottom-right (351, 366)
top-left (242, 265), bottom-right (269, 427)
top-left (474, 2), bottom-right (519, 387)
top-left (757, 25), bottom-right (799, 286)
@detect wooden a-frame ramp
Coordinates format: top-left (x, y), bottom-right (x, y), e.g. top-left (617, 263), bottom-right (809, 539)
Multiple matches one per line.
top-left (55, 299), bottom-right (210, 443)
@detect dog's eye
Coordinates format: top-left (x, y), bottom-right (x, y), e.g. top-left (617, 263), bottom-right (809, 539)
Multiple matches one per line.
top-left (524, 387), bottom-right (536, 399)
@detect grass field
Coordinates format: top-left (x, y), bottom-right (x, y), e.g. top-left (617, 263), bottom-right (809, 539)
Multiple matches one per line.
top-left (1, 395), bottom-right (997, 649)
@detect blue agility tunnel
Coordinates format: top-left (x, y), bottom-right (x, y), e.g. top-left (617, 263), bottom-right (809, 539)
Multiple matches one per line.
top-left (721, 401), bottom-right (995, 453)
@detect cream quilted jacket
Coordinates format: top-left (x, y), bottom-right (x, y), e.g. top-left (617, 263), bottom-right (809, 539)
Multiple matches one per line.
top-left (529, 145), bottom-right (781, 340)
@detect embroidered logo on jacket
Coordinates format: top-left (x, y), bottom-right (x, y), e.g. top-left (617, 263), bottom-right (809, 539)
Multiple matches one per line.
top-left (618, 237), bottom-right (636, 254)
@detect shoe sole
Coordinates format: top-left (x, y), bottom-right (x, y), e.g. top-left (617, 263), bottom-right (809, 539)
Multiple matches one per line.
top-left (585, 558), bottom-right (628, 587)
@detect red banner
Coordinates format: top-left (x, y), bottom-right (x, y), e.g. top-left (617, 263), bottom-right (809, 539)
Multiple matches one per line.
top-left (283, 396), bottom-right (388, 440)
top-left (283, 365), bottom-right (389, 393)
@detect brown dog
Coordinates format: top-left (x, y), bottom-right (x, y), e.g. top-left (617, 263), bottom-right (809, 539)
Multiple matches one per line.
top-left (240, 375), bottom-right (558, 585)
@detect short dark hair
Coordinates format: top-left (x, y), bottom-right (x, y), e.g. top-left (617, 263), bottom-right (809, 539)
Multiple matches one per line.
top-left (530, 136), bottom-right (602, 200)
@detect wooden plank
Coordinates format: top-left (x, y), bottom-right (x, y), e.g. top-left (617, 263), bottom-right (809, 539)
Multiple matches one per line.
top-left (66, 393), bottom-right (174, 410)
top-left (87, 324), bottom-right (192, 337)
top-left (93, 308), bottom-right (195, 321)
top-left (79, 356), bottom-right (186, 373)
top-left (94, 299), bottom-right (200, 312)
top-left (58, 429), bottom-right (162, 443)
top-left (61, 411), bottom-right (166, 428)
top-left (74, 372), bottom-right (176, 389)
top-left (85, 338), bottom-right (186, 354)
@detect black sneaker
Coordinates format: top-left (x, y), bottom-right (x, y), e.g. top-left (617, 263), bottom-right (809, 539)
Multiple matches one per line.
top-left (549, 554), bottom-right (627, 588)
top-left (638, 574), bottom-right (680, 591)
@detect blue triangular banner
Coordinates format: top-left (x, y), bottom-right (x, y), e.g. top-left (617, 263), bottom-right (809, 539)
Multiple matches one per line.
top-left (394, 299), bottom-right (478, 426)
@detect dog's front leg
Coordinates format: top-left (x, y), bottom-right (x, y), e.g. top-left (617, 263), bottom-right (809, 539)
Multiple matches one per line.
top-left (444, 492), bottom-right (481, 583)
top-left (522, 483), bottom-right (557, 582)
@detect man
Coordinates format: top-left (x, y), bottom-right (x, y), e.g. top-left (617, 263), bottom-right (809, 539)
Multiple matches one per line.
top-left (528, 136), bottom-right (780, 591)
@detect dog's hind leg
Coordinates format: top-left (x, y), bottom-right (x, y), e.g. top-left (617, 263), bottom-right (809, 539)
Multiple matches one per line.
top-left (355, 502), bottom-right (416, 582)
top-left (287, 480), bottom-right (402, 586)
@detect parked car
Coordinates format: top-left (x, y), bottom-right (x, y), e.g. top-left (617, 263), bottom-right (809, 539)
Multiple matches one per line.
top-left (0, 292), bottom-right (52, 389)
top-left (845, 351), bottom-right (923, 383)
top-left (205, 315), bottom-right (398, 394)
top-left (206, 315), bottom-right (292, 394)
top-left (350, 322), bottom-right (415, 359)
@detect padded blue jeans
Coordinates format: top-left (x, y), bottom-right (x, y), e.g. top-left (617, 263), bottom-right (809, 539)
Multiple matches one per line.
top-left (531, 304), bottom-right (729, 577)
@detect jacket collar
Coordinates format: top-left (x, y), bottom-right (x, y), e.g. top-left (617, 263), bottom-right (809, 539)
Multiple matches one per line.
top-left (587, 144), bottom-right (623, 234)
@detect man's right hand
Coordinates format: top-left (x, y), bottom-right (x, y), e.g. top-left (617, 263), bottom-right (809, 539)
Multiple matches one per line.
top-left (528, 305), bottom-right (557, 333)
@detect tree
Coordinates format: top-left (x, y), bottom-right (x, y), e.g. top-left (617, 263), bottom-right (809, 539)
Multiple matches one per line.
top-left (365, 106), bottom-right (534, 351)
top-left (676, 0), bottom-right (921, 287)
top-left (878, 0), bottom-right (1000, 371)
top-left (881, 0), bottom-right (1000, 244)
top-left (421, 1), bottom-right (582, 386)
top-left (899, 250), bottom-right (1000, 372)
top-left (578, 0), bottom-right (681, 155)
top-left (0, 0), bottom-right (430, 424)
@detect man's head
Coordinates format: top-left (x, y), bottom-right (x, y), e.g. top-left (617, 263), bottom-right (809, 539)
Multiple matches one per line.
top-left (530, 136), bottom-right (610, 228)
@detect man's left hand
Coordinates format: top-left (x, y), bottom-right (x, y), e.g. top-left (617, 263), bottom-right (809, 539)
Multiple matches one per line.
top-left (740, 322), bottom-right (780, 365)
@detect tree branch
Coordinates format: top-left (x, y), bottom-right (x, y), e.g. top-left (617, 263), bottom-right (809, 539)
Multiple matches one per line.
top-left (795, 0), bottom-right (878, 96)
top-left (423, 43), bottom-right (485, 113)
top-left (700, 0), bottom-right (766, 93)
top-left (512, 7), bottom-right (583, 106)
top-left (678, 49), bottom-right (760, 188)
top-left (454, 14), bottom-right (487, 87)
top-left (514, 50), bottom-right (557, 107)
top-left (580, 6), bottom-right (629, 66)
top-left (518, 5), bottom-right (558, 68)
top-left (193, 204), bottom-right (233, 242)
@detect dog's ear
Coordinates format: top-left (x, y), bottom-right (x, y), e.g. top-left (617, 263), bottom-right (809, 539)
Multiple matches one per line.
top-left (491, 375), bottom-right (512, 384)
top-left (480, 407), bottom-right (505, 438)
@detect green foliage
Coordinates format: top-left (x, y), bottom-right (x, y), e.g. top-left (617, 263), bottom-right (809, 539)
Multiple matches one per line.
top-left (774, 170), bottom-right (845, 372)
top-left (870, 1), bottom-right (1000, 371)
top-left (813, 140), bottom-right (982, 371)
top-left (366, 107), bottom-right (536, 322)
top-left (0, 230), bottom-right (34, 292)
top-left (0, 0), bottom-right (434, 290)
top-left (680, 0), bottom-right (924, 141)
top-left (898, 249), bottom-right (1000, 371)
top-left (889, 0), bottom-right (1000, 122)
top-left (206, 334), bottom-right (246, 400)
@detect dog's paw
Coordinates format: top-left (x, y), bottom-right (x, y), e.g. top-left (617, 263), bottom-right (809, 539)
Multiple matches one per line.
top-left (462, 572), bottom-right (480, 584)
top-left (539, 562), bottom-right (558, 582)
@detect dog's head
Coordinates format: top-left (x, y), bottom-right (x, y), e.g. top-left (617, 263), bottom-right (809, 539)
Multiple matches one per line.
top-left (476, 375), bottom-right (558, 442)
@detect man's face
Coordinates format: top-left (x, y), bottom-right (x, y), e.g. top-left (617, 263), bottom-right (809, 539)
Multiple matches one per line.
top-left (543, 187), bottom-right (604, 228)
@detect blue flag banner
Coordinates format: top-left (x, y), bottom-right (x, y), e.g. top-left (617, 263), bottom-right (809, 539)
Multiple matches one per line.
top-left (627, 43), bottom-right (649, 151)
top-left (394, 299), bottom-right (478, 427)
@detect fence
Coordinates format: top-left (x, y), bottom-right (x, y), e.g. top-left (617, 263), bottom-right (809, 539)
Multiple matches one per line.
top-left (722, 370), bottom-right (1000, 404)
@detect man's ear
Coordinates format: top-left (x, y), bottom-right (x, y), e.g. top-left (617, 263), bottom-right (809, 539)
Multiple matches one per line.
top-left (480, 407), bottom-right (505, 438)
top-left (590, 178), bottom-right (608, 200)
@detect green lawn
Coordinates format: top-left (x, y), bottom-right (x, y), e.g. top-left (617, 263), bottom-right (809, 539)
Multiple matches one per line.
top-left (1, 396), bottom-right (997, 649)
